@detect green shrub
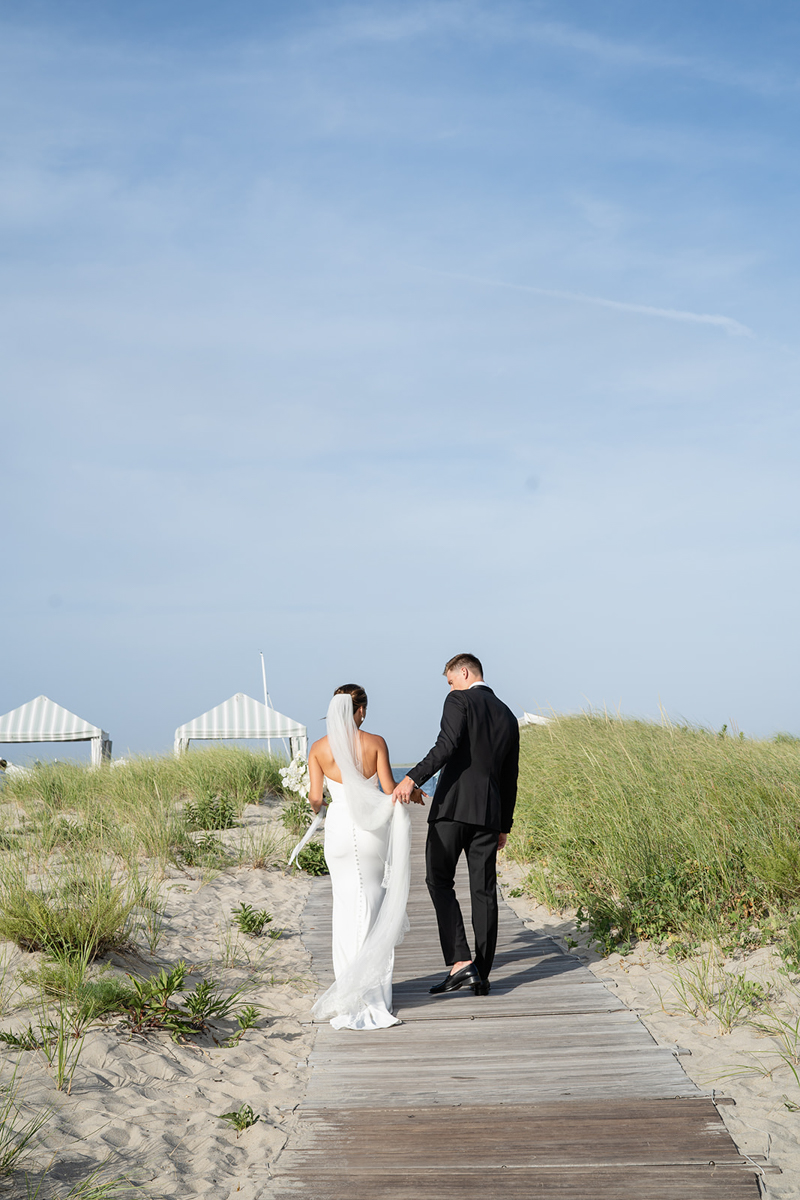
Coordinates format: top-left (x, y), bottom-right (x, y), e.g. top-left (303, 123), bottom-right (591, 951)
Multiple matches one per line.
top-left (297, 842), bottom-right (328, 876)
top-left (231, 902), bottom-right (271, 936)
top-left (185, 792), bottom-right (239, 831)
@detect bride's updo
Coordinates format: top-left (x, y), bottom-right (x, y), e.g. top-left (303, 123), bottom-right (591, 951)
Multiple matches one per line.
top-left (334, 684), bottom-right (368, 714)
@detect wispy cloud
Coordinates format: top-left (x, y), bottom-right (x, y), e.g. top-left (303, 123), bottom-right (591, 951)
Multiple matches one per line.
top-left (317, 3), bottom-right (798, 97)
top-left (438, 271), bottom-right (754, 338)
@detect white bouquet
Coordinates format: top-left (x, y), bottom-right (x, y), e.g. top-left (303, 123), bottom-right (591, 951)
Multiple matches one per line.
top-left (279, 754), bottom-right (311, 800)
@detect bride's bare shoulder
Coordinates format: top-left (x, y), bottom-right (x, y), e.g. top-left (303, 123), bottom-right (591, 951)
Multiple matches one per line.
top-left (309, 735), bottom-right (330, 757)
top-left (361, 730), bottom-right (388, 749)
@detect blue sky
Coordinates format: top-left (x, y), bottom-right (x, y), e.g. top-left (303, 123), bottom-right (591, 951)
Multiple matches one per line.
top-left (2, 0), bottom-right (799, 761)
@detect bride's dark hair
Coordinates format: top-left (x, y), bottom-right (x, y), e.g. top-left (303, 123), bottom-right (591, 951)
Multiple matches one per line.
top-left (334, 684), bottom-right (368, 713)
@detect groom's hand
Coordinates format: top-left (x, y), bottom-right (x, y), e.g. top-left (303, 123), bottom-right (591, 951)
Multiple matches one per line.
top-left (392, 775), bottom-right (416, 804)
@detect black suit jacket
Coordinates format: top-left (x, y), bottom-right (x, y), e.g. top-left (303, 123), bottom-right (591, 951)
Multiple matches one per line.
top-left (408, 685), bottom-right (520, 833)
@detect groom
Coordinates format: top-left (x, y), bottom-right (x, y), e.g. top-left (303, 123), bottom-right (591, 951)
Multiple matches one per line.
top-left (393, 654), bottom-right (520, 996)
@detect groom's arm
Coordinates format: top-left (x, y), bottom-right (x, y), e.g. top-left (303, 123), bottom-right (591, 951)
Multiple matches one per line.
top-left (393, 692), bottom-right (468, 802)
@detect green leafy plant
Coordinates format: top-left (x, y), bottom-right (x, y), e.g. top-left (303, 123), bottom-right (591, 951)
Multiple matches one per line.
top-left (225, 1004), bottom-right (261, 1047)
top-left (121, 961), bottom-right (247, 1040)
top-left (185, 792), bottom-right (238, 831)
top-left (0, 1026), bottom-right (42, 1051)
top-left (217, 1103), bottom-right (260, 1135)
top-left (231, 902), bottom-right (272, 936)
top-left (177, 831), bottom-right (230, 869)
top-left (296, 842), bottom-right (328, 876)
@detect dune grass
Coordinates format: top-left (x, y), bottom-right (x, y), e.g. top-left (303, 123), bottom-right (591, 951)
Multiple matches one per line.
top-left (0, 747), bottom-right (287, 871)
top-left (508, 714), bottom-right (800, 955)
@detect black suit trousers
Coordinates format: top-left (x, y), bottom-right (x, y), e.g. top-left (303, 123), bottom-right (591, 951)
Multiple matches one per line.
top-left (425, 819), bottom-right (499, 981)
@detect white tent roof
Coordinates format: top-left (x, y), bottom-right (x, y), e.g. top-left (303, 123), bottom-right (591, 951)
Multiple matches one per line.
top-left (520, 711), bottom-right (552, 727)
top-left (0, 696), bottom-right (106, 743)
top-left (174, 693), bottom-right (306, 743)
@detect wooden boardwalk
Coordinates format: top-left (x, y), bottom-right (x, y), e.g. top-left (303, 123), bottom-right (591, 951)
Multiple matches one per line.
top-left (274, 806), bottom-right (762, 1198)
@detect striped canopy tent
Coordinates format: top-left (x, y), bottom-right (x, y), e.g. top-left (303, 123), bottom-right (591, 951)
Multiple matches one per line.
top-left (0, 696), bottom-right (112, 766)
top-left (174, 693), bottom-right (307, 759)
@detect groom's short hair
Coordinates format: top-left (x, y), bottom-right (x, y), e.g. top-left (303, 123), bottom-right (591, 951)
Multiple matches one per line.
top-left (444, 653), bottom-right (483, 678)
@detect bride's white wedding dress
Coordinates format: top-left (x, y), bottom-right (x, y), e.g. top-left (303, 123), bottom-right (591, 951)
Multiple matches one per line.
top-left (311, 695), bottom-right (412, 1032)
top-left (323, 775), bottom-right (397, 1029)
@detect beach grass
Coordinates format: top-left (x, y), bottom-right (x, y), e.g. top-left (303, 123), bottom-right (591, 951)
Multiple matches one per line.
top-left (508, 713), bottom-right (800, 955)
top-left (0, 747), bottom-right (287, 871)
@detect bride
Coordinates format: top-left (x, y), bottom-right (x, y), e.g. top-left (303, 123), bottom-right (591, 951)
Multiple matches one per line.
top-left (307, 685), bottom-right (424, 1030)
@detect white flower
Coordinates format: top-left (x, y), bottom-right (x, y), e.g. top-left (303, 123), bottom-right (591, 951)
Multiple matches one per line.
top-left (280, 754), bottom-right (311, 800)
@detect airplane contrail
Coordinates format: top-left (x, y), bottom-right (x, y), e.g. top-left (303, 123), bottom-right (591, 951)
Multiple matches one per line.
top-left (440, 270), bottom-right (754, 338)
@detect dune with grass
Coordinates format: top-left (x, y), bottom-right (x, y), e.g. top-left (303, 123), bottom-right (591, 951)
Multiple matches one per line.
top-left (0, 748), bottom-right (323, 1199)
top-left (501, 714), bottom-right (800, 1195)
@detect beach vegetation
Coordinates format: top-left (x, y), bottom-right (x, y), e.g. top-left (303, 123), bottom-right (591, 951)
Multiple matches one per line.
top-left (0, 864), bottom-right (137, 961)
top-left (216, 1103), bottom-right (260, 1135)
top-left (224, 1004), bottom-right (261, 1047)
top-left (231, 903), bottom-right (271, 936)
top-left (0, 748), bottom-right (287, 871)
top-left (296, 842), bottom-right (328, 876)
top-left (0, 1060), bottom-right (51, 1180)
top-left (175, 830), bottom-right (231, 870)
top-left (233, 826), bottom-right (288, 870)
top-left (280, 798), bottom-right (313, 837)
top-left (509, 714), bottom-right (800, 956)
top-left (184, 792), bottom-right (238, 831)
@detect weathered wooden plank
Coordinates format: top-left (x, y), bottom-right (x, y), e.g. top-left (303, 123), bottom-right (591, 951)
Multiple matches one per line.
top-left (273, 1164), bottom-right (760, 1199)
top-left (281, 1099), bottom-right (747, 1166)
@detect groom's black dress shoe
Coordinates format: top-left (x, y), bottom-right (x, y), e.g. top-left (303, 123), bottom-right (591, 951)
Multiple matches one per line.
top-left (473, 979), bottom-right (491, 996)
top-left (429, 963), bottom-right (481, 994)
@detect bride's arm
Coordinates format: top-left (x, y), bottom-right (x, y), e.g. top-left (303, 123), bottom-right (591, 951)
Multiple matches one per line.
top-left (375, 737), bottom-right (397, 796)
top-left (307, 745), bottom-right (327, 814)
top-left (376, 737), bottom-right (425, 804)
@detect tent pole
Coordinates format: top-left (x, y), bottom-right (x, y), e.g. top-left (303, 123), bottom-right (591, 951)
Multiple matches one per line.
top-left (260, 651), bottom-right (271, 709)
top-left (261, 651), bottom-right (289, 760)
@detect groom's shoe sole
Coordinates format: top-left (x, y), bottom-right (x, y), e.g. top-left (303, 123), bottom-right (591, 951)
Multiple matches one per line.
top-left (473, 980), bottom-right (491, 996)
top-left (429, 964), bottom-right (481, 994)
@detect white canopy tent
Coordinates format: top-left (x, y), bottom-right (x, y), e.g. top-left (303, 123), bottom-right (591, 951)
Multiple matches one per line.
top-left (174, 693), bottom-right (307, 759)
top-left (0, 696), bottom-right (112, 766)
top-left (520, 711), bottom-right (552, 727)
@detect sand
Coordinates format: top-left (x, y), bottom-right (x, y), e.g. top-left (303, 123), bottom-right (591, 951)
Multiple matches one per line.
top-left (498, 855), bottom-right (800, 1198)
top-left (0, 800), bottom-right (318, 1199)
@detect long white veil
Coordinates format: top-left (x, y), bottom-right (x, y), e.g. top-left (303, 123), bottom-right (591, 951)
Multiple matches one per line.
top-left (311, 693), bottom-right (412, 1022)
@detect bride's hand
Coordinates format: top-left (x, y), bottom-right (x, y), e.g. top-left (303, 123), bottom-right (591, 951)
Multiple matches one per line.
top-left (411, 787), bottom-right (427, 805)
